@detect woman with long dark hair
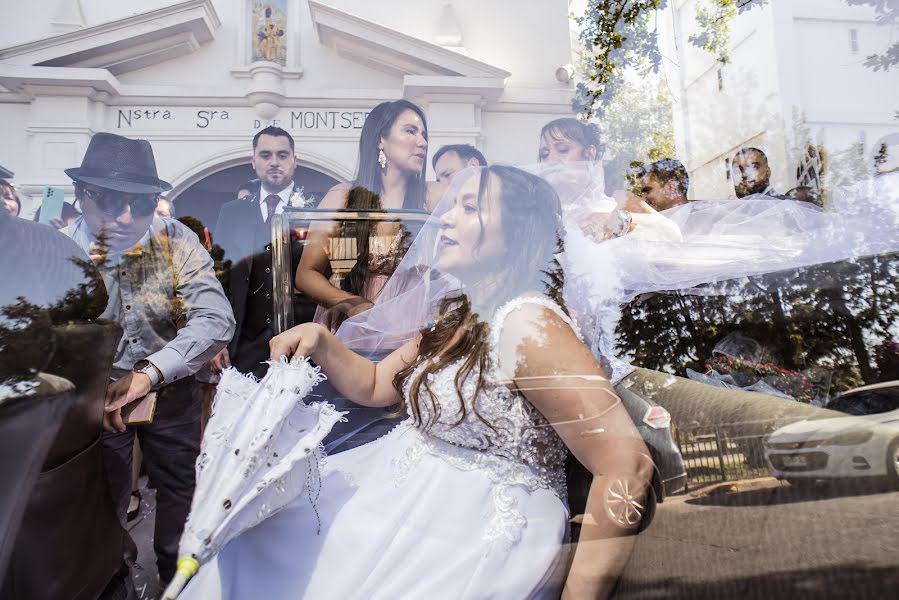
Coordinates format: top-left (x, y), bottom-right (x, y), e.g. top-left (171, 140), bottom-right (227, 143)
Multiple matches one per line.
top-left (295, 99), bottom-right (430, 331)
top-left (181, 165), bottom-right (654, 599)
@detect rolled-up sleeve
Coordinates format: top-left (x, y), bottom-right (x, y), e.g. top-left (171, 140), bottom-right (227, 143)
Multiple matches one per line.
top-left (147, 225), bottom-right (235, 383)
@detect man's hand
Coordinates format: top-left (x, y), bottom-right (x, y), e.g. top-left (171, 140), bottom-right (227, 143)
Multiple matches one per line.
top-left (210, 347), bottom-right (231, 374)
top-left (621, 192), bottom-right (657, 215)
top-left (104, 372), bottom-right (152, 433)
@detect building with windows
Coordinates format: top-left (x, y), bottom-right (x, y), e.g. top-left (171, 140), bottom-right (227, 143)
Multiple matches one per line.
top-left (0, 0), bottom-right (577, 221)
top-left (659, 0), bottom-right (899, 199)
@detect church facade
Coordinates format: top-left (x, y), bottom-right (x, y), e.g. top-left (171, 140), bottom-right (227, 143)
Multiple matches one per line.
top-left (0, 0), bottom-right (577, 220)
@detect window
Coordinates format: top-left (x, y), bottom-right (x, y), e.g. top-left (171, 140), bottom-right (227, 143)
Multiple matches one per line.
top-left (717, 67), bottom-right (725, 91)
top-left (849, 29), bottom-right (859, 54)
top-left (725, 158), bottom-right (731, 181)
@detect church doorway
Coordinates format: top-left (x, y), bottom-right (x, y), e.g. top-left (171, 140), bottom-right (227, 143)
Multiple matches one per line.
top-left (171, 163), bottom-right (339, 234)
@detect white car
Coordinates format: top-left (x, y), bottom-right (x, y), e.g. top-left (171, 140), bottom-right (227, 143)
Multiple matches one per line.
top-left (764, 381), bottom-right (899, 487)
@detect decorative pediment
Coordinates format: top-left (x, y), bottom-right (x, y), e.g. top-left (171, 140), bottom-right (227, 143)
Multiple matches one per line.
top-left (0, 0), bottom-right (220, 76)
top-left (307, 1), bottom-right (509, 80)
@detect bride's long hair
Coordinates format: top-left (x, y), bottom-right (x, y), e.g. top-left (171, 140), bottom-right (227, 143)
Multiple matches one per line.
top-left (393, 165), bottom-right (567, 430)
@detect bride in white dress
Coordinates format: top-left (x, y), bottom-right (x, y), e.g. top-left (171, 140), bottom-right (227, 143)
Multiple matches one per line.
top-left (181, 165), bottom-right (655, 599)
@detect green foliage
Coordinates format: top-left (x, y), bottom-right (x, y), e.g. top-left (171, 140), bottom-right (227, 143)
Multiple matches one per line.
top-left (841, 1), bottom-right (898, 71)
top-left (574, 0), bottom-right (896, 120)
top-left (615, 254), bottom-right (899, 397)
top-left (572, 0), bottom-right (666, 120)
top-left (601, 74), bottom-right (676, 189)
top-left (863, 43), bottom-right (899, 71)
top-left (688, 0), bottom-right (768, 64)
top-left (0, 238), bottom-right (109, 384)
top-left (689, 0), bottom-right (738, 64)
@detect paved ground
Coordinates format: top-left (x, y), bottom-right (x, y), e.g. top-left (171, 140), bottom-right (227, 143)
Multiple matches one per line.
top-left (128, 477), bottom-right (899, 599)
top-left (615, 479), bottom-right (899, 599)
top-left (127, 477), bottom-right (163, 600)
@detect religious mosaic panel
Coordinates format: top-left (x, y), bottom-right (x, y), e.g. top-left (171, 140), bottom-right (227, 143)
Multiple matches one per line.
top-left (251, 0), bottom-right (288, 66)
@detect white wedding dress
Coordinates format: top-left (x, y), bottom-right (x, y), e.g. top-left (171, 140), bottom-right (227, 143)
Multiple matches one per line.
top-left (181, 297), bottom-right (573, 600)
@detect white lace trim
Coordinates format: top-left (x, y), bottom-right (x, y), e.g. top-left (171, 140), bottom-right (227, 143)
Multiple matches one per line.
top-left (488, 295), bottom-right (582, 351)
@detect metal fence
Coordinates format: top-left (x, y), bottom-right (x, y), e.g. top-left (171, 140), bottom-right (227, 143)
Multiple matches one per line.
top-left (674, 423), bottom-right (773, 487)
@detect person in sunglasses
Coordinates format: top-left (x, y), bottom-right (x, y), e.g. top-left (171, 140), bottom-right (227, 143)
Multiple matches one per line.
top-left (61, 132), bottom-right (235, 587)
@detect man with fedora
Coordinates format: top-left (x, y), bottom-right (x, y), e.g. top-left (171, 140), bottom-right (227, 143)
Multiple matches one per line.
top-left (61, 132), bottom-right (235, 585)
top-left (210, 126), bottom-right (320, 378)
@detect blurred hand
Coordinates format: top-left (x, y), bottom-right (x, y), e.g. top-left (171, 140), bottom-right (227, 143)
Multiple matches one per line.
top-left (104, 372), bottom-right (152, 433)
top-left (210, 347), bottom-right (231, 374)
top-left (270, 323), bottom-right (325, 362)
top-left (578, 212), bottom-right (615, 242)
top-left (331, 297), bottom-right (374, 319)
top-left (345, 300), bottom-right (375, 318)
top-left (621, 192), bottom-right (656, 215)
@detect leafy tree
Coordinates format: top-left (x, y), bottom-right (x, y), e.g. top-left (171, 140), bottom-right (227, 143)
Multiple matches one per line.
top-left (601, 74), bottom-right (676, 189)
top-left (574, 0), bottom-right (897, 119)
top-left (688, 0), bottom-right (769, 64)
top-left (846, 0), bottom-right (899, 71)
top-left (572, 0), bottom-right (665, 120)
top-left (0, 237), bottom-right (109, 384)
top-left (615, 253), bottom-right (899, 397)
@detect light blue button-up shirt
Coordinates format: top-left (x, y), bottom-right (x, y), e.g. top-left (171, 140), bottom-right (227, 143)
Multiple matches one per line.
top-left (63, 216), bottom-right (236, 382)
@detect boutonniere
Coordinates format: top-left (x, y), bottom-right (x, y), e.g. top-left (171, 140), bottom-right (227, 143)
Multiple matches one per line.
top-left (288, 186), bottom-right (316, 208)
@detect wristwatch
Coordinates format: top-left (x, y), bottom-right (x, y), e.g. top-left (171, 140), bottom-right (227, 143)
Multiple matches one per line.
top-left (133, 359), bottom-right (163, 387)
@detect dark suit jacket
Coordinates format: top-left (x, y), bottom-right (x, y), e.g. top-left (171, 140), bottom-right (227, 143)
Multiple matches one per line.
top-left (214, 185), bottom-right (322, 368)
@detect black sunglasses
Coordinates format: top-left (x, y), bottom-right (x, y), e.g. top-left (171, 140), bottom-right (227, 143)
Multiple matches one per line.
top-left (79, 185), bottom-right (158, 217)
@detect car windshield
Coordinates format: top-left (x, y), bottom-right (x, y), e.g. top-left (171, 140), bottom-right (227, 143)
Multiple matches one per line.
top-left (827, 389), bottom-right (899, 416)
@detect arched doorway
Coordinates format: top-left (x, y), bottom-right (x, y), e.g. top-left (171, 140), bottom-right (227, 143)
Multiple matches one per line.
top-left (171, 163), bottom-right (339, 232)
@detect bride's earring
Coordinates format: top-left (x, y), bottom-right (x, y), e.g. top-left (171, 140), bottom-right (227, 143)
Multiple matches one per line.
top-left (378, 149), bottom-right (388, 170)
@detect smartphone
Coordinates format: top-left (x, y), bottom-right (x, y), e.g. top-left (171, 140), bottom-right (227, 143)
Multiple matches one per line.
top-left (121, 391), bottom-right (158, 426)
top-left (38, 186), bottom-right (65, 225)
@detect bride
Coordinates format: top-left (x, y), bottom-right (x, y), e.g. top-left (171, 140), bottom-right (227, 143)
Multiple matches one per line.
top-left (181, 165), bottom-right (655, 599)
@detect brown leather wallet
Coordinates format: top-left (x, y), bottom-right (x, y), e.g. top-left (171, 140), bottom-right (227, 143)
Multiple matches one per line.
top-left (121, 391), bottom-right (157, 426)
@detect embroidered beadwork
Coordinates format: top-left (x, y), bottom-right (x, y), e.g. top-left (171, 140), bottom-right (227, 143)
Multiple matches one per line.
top-left (395, 297), bottom-right (576, 544)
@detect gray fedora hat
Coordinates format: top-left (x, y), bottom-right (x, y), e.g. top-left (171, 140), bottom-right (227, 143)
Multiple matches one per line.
top-left (65, 132), bottom-right (172, 194)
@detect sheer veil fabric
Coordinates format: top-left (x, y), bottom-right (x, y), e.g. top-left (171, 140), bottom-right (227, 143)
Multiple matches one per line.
top-left (180, 164), bottom-right (898, 600)
top-left (337, 163), bottom-right (899, 381)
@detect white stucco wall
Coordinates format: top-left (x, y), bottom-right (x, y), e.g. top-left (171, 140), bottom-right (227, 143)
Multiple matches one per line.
top-left (661, 0), bottom-right (899, 199)
top-left (0, 0), bottom-right (575, 212)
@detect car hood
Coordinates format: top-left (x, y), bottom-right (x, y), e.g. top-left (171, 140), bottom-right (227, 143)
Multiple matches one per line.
top-left (769, 410), bottom-right (899, 440)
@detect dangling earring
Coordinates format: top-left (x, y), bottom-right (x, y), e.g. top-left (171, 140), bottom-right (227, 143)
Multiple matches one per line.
top-left (378, 149), bottom-right (388, 170)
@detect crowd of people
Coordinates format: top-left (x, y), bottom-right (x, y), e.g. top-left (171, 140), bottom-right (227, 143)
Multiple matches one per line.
top-left (1, 98), bottom-right (896, 600)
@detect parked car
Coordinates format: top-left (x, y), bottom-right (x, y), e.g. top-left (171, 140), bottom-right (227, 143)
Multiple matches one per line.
top-left (764, 380), bottom-right (899, 487)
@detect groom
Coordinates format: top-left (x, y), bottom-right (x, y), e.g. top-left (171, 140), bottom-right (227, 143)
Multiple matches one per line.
top-left (212, 127), bottom-right (321, 378)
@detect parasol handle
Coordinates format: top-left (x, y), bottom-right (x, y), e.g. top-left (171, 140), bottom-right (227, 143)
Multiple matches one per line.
top-left (161, 557), bottom-right (199, 599)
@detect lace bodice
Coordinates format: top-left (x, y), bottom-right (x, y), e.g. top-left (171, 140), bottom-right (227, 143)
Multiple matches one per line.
top-left (400, 297), bottom-right (573, 503)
